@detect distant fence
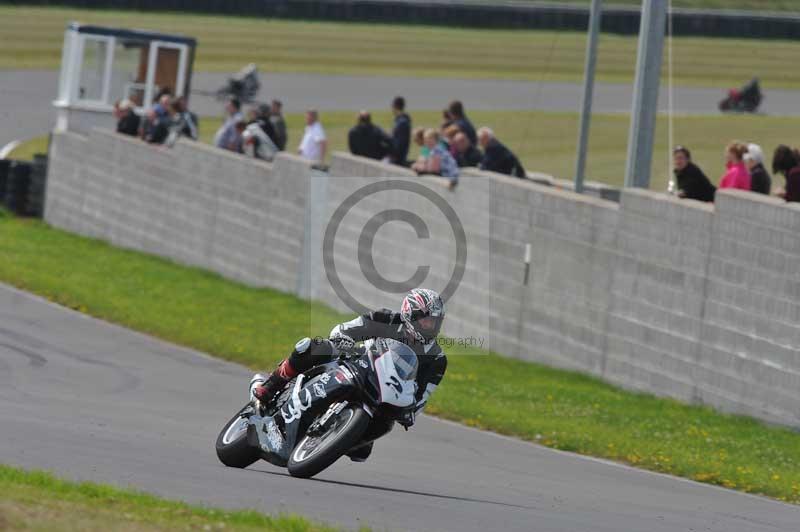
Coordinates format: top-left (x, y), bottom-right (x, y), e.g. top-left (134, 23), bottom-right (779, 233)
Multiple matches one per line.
top-left (5, 0), bottom-right (800, 40)
top-left (45, 130), bottom-right (800, 428)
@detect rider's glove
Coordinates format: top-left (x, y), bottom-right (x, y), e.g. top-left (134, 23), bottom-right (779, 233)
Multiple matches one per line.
top-left (329, 331), bottom-right (356, 355)
top-left (397, 406), bottom-right (416, 430)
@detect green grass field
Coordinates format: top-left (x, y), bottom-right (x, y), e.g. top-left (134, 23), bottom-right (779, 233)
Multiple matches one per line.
top-left (3, 6), bottom-right (800, 89)
top-left (0, 464), bottom-right (344, 532)
top-left (13, 109), bottom-right (798, 191)
top-left (1, 216), bottom-right (799, 504)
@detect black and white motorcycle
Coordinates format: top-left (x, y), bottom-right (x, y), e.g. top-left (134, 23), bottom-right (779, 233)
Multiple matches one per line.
top-left (215, 338), bottom-right (418, 478)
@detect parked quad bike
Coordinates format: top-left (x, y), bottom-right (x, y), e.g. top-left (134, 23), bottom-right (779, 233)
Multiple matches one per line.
top-left (719, 78), bottom-right (762, 113)
top-left (215, 338), bottom-right (418, 478)
top-left (216, 63), bottom-right (260, 103)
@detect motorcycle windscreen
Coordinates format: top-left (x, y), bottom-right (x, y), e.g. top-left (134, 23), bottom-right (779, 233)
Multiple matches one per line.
top-left (373, 339), bottom-right (418, 407)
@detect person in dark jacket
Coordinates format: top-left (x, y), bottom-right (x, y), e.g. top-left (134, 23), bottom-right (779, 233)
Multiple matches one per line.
top-left (672, 146), bottom-right (716, 202)
top-left (251, 103), bottom-right (278, 146)
top-left (390, 96), bottom-right (411, 166)
top-left (477, 127), bottom-right (525, 178)
top-left (114, 99), bottom-right (140, 137)
top-left (269, 99), bottom-right (288, 151)
top-left (453, 132), bottom-right (482, 167)
top-left (772, 144), bottom-right (800, 203)
top-left (142, 107), bottom-right (170, 144)
top-left (744, 143), bottom-right (771, 195)
top-left (448, 100), bottom-right (476, 146)
top-left (348, 111), bottom-right (392, 160)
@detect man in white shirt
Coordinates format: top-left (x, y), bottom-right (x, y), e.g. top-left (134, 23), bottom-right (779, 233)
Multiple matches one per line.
top-left (298, 109), bottom-right (327, 164)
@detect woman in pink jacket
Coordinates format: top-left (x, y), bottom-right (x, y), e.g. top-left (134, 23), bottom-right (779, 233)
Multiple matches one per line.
top-left (719, 141), bottom-right (752, 190)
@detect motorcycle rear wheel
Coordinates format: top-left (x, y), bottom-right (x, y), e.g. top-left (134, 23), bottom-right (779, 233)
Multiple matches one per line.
top-left (216, 406), bottom-right (260, 468)
top-left (287, 405), bottom-right (369, 478)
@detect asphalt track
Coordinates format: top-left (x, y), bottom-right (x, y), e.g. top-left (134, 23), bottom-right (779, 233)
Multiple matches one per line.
top-left (2, 283), bottom-right (799, 531)
top-left (2, 69), bottom-right (800, 149)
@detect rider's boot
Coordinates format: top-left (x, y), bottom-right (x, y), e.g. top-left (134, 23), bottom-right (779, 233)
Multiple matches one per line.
top-left (250, 359), bottom-right (297, 403)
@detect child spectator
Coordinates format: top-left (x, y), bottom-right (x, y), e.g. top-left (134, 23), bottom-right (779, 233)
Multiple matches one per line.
top-left (412, 128), bottom-right (459, 188)
top-left (719, 141), bottom-right (751, 191)
top-left (771, 145), bottom-right (800, 202)
top-left (672, 145), bottom-right (715, 202)
top-left (744, 143), bottom-right (771, 195)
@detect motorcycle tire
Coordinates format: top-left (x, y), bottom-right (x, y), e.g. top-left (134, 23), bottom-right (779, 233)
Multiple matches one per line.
top-left (287, 404), bottom-right (370, 478)
top-left (216, 406), bottom-right (260, 468)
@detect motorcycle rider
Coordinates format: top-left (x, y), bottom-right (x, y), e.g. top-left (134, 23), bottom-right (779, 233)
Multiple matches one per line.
top-left (250, 288), bottom-right (447, 460)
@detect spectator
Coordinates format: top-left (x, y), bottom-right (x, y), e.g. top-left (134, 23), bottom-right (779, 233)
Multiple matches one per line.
top-left (719, 141), bottom-right (751, 191)
top-left (478, 127), bottom-right (526, 178)
top-left (214, 97), bottom-right (243, 151)
top-left (771, 145), bottom-right (800, 202)
top-left (672, 145), bottom-right (715, 202)
top-left (453, 132), bottom-right (482, 168)
top-left (142, 106), bottom-right (170, 144)
top-left (412, 127), bottom-right (428, 159)
top-left (744, 143), bottom-right (771, 195)
top-left (270, 99), bottom-right (288, 151)
top-left (348, 111), bottom-right (392, 160)
top-left (298, 109), bottom-right (327, 163)
top-left (243, 120), bottom-right (279, 161)
top-left (448, 100), bottom-right (477, 145)
top-left (170, 97), bottom-right (199, 141)
top-left (390, 96), bottom-right (411, 165)
top-left (231, 120), bottom-right (246, 153)
top-left (441, 109), bottom-right (455, 130)
top-left (252, 103), bottom-right (279, 147)
top-left (115, 99), bottom-right (140, 137)
top-left (442, 124), bottom-right (461, 157)
top-left (411, 128), bottom-right (459, 188)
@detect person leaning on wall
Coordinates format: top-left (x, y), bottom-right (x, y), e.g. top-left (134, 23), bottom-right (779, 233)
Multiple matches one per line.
top-left (672, 145), bottom-right (716, 202)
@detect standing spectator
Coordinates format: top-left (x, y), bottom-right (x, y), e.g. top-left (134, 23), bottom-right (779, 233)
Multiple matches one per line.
top-left (772, 145), bottom-right (800, 202)
top-left (231, 120), bottom-right (246, 153)
top-left (448, 100), bottom-right (477, 145)
top-left (441, 109), bottom-right (455, 130)
top-left (170, 97), bottom-right (199, 141)
top-left (390, 96), bottom-right (411, 165)
top-left (298, 109), bottom-right (327, 164)
top-left (142, 106), bottom-right (170, 144)
top-left (348, 111), bottom-right (392, 160)
top-left (412, 129), bottom-right (459, 188)
top-left (744, 143), bottom-right (771, 195)
top-left (719, 141), bottom-right (751, 191)
top-left (252, 103), bottom-right (278, 147)
top-left (115, 99), bottom-right (140, 137)
top-left (453, 132), bottom-right (482, 168)
top-left (270, 99), bottom-right (288, 151)
top-left (478, 127), bottom-right (526, 178)
top-left (672, 145), bottom-right (715, 202)
top-left (214, 97), bottom-right (243, 151)
top-left (243, 120), bottom-right (279, 161)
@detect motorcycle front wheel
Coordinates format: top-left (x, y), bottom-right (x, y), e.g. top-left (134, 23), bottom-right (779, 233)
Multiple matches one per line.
top-left (287, 404), bottom-right (370, 478)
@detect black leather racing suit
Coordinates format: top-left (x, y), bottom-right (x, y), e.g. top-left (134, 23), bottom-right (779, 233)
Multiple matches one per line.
top-left (287, 308), bottom-right (447, 414)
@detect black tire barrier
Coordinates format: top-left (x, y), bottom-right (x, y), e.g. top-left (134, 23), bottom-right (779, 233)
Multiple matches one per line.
top-left (1, 156), bottom-right (48, 218)
top-left (2, 0), bottom-right (800, 40)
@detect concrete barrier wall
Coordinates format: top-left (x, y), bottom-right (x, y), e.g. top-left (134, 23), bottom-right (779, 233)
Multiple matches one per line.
top-left (46, 129), bottom-right (312, 290)
top-left (46, 141), bottom-right (800, 427)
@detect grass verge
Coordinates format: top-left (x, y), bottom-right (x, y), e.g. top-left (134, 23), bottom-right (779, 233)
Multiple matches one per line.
top-left (12, 110), bottom-right (800, 191)
top-left (3, 6), bottom-right (800, 89)
top-left (1, 217), bottom-right (799, 503)
top-left (0, 464), bottom-right (343, 531)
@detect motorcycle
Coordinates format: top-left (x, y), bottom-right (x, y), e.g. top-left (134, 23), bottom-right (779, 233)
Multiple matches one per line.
top-left (216, 63), bottom-right (261, 103)
top-left (215, 338), bottom-right (418, 478)
top-left (719, 77), bottom-right (762, 113)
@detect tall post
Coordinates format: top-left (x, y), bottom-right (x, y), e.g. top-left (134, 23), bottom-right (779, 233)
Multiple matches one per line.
top-left (624, 0), bottom-right (667, 188)
top-left (574, 0), bottom-right (603, 194)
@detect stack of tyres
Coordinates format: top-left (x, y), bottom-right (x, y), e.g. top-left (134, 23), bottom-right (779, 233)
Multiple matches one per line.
top-left (4, 161), bottom-right (31, 216)
top-left (26, 154), bottom-right (48, 218)
top-left (0, 160), bottom-right (9, 206)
